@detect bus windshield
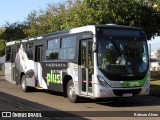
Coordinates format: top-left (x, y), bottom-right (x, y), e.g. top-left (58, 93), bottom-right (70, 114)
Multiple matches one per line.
top-left (97, 38), bottom-right (149, 78)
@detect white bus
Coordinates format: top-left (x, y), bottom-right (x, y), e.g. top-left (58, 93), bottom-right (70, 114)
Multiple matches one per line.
top-left (5, 24), bottom-right (150, 103)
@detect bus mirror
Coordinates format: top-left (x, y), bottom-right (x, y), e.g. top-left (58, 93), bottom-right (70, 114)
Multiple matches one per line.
top-left (92, 42), bottom-right (97, 52)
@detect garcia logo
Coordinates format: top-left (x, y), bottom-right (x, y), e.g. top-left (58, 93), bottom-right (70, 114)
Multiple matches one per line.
top-left (46, 70), bottom-right (61, 85)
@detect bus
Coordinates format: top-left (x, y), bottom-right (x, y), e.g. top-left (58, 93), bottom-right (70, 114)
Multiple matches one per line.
top-left (5, 24), bottom-right (150, 103)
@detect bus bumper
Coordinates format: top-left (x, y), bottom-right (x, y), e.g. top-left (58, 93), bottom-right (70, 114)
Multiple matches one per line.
top-left (93, 84), bottom-right (150, 98)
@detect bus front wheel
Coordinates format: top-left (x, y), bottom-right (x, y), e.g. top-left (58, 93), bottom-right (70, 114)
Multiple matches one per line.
top-left (67, 80), bottom-right (79, 103)
top-left (21, 75), bottom-right (30, 92)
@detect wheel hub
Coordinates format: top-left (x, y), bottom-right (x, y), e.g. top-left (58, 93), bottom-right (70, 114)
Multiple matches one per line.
top-left (69, 85), bottom-right (75, 97)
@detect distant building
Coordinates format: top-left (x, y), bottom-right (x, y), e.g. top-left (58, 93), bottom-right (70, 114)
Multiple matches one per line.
top-left (151, 51), bottom-right (158, 58)
top-left (150, 51), bottom-right (160, 71)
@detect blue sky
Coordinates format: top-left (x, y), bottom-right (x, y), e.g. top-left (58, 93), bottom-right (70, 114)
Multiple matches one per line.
top-left (0, 0), bottom-right (64, 26)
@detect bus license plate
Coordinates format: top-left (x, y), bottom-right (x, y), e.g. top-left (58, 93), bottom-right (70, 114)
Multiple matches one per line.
top-left (123, 93), bottom-right (132, 97)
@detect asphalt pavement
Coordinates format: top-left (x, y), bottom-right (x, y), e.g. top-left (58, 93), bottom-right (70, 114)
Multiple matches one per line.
top-left (0, 75), bottom-right (21, 111)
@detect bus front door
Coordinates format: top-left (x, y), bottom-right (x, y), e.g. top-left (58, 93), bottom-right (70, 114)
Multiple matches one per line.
top-left (80, 40), bottom-right (93, 96)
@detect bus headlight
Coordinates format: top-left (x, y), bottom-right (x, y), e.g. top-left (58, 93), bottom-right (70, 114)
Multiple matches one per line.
top-left (97, 75), bottom-right (110, 87)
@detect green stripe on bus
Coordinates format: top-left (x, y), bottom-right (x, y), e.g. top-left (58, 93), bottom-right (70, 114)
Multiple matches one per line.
top-left (16, 40), bottom-right (21, 44)
top-left (121, 75), bottom-right (148, 87)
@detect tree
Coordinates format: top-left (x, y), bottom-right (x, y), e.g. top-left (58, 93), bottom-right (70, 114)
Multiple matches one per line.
top-left (1, 22), bottom-right (29, 42)
top-left (0, 28), bottom-right (5, 56)
top-left (0, 22), bottom-right (29, 56)
top-left (24, 0), bottom-right (160, 40)
top-left (25, 2), bottom-right (68, 36)
top-left (0, 40), bottom-right (5, 56)
top-left (81, 0), bottom-right (160, 40)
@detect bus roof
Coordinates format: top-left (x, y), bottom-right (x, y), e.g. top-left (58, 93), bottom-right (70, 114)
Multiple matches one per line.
top-left (6, 41), bottom-right (16, 46)
top-left (96, 24), bottom-right (142, 30)
top-left (6, 24), bottom-right (143, 46)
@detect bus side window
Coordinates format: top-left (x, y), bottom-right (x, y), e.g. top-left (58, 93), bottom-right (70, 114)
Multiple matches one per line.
top-left (25, 43), bottom-right (34, 60)
top-left (60, 36), bottom-right (76, 59)
top-left (11, 48), bottom-right (16, 63)
top-left (6, 47), bottom-right (11, 62)
top-left (46, 39), bottom-right (60, 60)
top-left (17, 44), bottom-right (20, 52)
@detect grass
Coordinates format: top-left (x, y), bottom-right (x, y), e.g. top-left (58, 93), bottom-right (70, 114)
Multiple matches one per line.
top-left (150, 80), bottom-right (160, 85)
top-left (146, 71), bottom-right (160, 95)
top-left (0, 70), bottom-right (4, 75)
top-left (150, 71), bottom-right (160, 86)
top-left (150, 71), bottom-right (160, 81)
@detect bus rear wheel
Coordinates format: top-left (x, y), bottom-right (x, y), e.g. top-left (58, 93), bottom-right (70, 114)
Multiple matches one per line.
top-left (21, 75), bottom-right (30, 92)
top-left (67, 80), bottom-right (79, 103)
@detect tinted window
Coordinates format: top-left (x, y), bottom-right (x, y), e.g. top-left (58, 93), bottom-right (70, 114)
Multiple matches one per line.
top-left (17, 44), bottom-right (21, 52)
top-left (97, 38), bottom-right (149, 75)
top-left (60, 36), bottom-right (76, 59)
top-left (97, 28), bottom-right (145, 37)
top-left (48, 39), bottom-right (60, 49)
top-left (25, 43), bottom-right (34, 60)
top-left (11, 49), bottom-right (16, 63)
top-left (61, 36), bottom-right (76, 48)
top-left (46, 39), bottom-right (60, 60)
top-left (6, 47), bottom-right (11, 62)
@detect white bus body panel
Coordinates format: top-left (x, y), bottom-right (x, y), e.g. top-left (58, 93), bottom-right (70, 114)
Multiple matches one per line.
top-left (92, 69), bottom-right (150, 98)
top-left (5, 63), bottom-right (12, 83)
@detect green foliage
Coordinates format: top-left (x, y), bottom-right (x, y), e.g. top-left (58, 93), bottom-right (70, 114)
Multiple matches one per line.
top-left (0, 28), bottom-right (5, 56)
top-left (25, 3), bottom-right (68, 36)
top-left (0, 23), bottom-right (28, 56)
top-left (1, 22), bottom-right (29, 42)
top-left (0, 70), bottom-right (5, 75)
top-left (23, 0), bottom-right (160, 40)
top-left (0, 40), bottom-right (5, 56)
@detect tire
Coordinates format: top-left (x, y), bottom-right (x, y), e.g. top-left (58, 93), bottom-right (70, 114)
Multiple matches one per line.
top-left (21, 75), bottom-right (30, 92)
top-left (67, 80), bottom-right (79, 103)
